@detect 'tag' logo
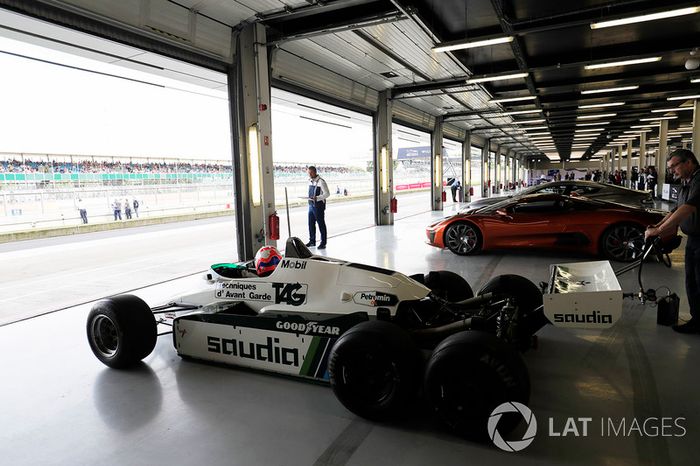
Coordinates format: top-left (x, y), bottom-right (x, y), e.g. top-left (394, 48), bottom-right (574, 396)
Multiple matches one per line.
top-left (272, 282), bottom-right (307, 306)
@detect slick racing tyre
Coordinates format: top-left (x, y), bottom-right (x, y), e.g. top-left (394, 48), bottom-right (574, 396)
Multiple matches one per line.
top-left (87, 294), bottom-right (157, 369)
top-left (477, 274), bottom-right (547, 349)
top-left (424, 330), bottom-right (530, 439)
top-left (422, 270), bottom-right (474, 302)
top-left (328, 321), bottom-right (422, 421)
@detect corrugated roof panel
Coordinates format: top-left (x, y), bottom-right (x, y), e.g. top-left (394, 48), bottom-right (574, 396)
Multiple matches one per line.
top-left (281, 39), bottom-right (392, 91)
top-left (235, 0), bottom-right (306, 14)
top-left (362, 22), bottom-right (457, 81)
top-left (393, 19), bottom-right (466, 76)
top-left (273, 49), bottom-right (378, 111)
top-left (308, 34), bottom-right (403, 79)
top-left (316, 31), bottom-right (416, 82)
top-left (393, 100), bottom-right (436, 130)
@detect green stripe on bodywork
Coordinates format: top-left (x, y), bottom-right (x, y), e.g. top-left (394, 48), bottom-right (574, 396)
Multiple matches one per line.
top-left (299, 336), bottom-right (320, 376)
top-left (211, 262), bottom-right (245, 269)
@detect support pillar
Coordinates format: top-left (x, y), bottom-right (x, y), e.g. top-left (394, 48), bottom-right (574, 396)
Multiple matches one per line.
top-left (640, 132), bottom-right (646, 170)
top-left (482, 141), bottom-right (490, 197)
top-left (374, 90), bottom-right (393, 225)
top-left (626, 142), bottom-right (632, 188)
top-left (658, 119), bottom-right (669, 197)
top-left (431, 116), bottom-right (444, 211)
top-left (495, 146), bottom-right (501, 193)
top-left (693, 99), bottom-right (700, 154)
top-left (229, 23), bottom-right (275, 261)
top-left (462, 131), bottom-right (471, 202)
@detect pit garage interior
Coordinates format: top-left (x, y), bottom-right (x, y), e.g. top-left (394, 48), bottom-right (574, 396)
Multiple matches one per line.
top-left (1, 1), bottom-right (700, 465)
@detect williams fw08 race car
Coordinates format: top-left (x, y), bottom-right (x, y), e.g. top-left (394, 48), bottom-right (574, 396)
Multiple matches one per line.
top-left (88, 237), bottom-right (608, 438)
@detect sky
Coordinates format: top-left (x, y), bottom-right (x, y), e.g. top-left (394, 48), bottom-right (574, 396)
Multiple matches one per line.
top-left (0, 33), bottom-right (466, 168)
top-left (0, 35), bottom-right (378, 166)
top-left (0, 36), bottom-right (233, 160)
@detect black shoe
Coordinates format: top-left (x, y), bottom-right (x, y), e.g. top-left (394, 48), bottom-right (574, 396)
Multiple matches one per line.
top-left (672, 319), bottom-right (700, 334)
top-left (305, 241), bottom-right (315, 247)
top-left (317, 243), bottom-right (326, 249)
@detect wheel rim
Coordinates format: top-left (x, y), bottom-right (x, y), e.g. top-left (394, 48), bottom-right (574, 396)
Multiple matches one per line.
top-left (446, 224), bottom-right (478, 254)
top-left (341, 353), bottom-right (398, 405)
top-left (605, 225), bottom-right (644, 261)
top-left (91, 315), bottom-right (119, 358)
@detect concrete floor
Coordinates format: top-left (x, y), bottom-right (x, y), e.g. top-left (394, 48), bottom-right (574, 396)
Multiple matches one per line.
top-left (0, 205), bottom-right (698, 465)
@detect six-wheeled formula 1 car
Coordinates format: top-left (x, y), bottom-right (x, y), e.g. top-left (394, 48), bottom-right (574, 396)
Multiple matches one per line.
top-left (87, 236), bottom-right (670, 438)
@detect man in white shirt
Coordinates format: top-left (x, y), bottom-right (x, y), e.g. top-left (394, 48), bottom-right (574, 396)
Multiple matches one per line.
top-left (306, 166), bottom-right (330, 249)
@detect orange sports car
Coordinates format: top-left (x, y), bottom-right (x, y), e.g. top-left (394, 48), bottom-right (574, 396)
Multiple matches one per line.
top-left (426, 193), bottom-right (676, 262)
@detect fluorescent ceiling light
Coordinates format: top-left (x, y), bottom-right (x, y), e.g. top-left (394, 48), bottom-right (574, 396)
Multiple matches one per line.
top-left (573, 137), bottom-right (598, 140)
top-left (515, 119), bottom-right (546, 124)
top-left (668, 94), bottom-right (700, 100)
top-left (490, 95), bottom-right (536, 103)
top-left (502, 109), bottom-right (541, 115)
top-left (527, 132), bottom-right (551, 136)
top-left (691, 78), bottom-right (700, 83)
top-left (640, 116), bottom-right (678, 121)
top-left (524, 126), bottom-right (548, 130)
top-left (584, 57), bottom-right (661, 70)
top-left (577, 113), bottom-right (617, 119)
top-left (575, 128), bottom-right (604, 132)
top-left (590, 7), bottom-right (700, 29)
top-left (631, 124), bottom-right (657, 128)
top-left (433, 36), bottom-right (513, 53)
top-left (578, 102), bottom-right (625, 109)
top-left (467, 72), bottom-right (528, 84)
top-left (581, 86), bottom-right (639, 94)
top-left (577, 121), bottom-right (610, 126)
top-left (651, 106), bottom-right (694, 112)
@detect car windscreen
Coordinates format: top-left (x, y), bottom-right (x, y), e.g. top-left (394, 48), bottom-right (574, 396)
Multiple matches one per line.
top-left (474, 197), bottom-right (516, 213)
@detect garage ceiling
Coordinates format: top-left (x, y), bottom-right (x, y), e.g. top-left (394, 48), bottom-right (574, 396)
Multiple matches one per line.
top-left (1, 0), bottom-right (698, 161)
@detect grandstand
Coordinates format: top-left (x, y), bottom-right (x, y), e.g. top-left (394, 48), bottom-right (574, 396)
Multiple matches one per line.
top-left (0, 153), bottom-right (376, 232)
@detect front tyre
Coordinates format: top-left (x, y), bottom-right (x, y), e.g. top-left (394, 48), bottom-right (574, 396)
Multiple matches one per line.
top-left (328, 321), bottom-right (422, 421)
top-left (424, 331), bottom-right (530, 439)
top-left (86, 295), bottom-right (157, 369)
top-left (444, 222), bottom-right (481, 256)
top-left (477, 274), bottom-right (547, 349)
top-left (423, 270), bottom-right (474, 302)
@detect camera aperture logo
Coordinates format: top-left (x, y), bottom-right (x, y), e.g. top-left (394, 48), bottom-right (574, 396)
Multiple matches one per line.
top-left (488, 402), bottom-right (538, 452)
top-left (487, 401), bottom-right (687, 453)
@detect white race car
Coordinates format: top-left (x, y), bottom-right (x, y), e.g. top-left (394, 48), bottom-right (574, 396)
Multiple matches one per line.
top-left (86, 237), bottom-right (555, 438)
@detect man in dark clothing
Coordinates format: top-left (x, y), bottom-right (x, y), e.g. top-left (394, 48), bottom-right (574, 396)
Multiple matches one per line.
top-left (451, 179), bottom-right (461, 202)
top-left (306, 166), bottom-right (330, 249)
top-left (645, 149), bottom-right (700, 334)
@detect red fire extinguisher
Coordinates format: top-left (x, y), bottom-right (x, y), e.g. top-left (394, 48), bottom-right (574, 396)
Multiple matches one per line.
top-left (390, 197), bottom-right (398, 213)
top-left (441, 191), bottom-right (447, 202)
top-left (469, 186), bottom-right (474, 196)
top-left (268, 211), bottom-right (279, 240)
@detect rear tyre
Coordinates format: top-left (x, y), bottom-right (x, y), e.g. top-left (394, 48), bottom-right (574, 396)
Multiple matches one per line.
top-left (328, 321), bottom-right (422, 421)
top-left (424, 331), bottom-right (530, 439)
top-left (477, 274), bottom-right (547, 348)
top-left (86, 295), bottom-right (157, 369)
top-left (444, 222), bottom-right (481, 256)
top-left (423, 270), bottom-right (474, 302)
top-left (601, 223), bottom-right (645, 262)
